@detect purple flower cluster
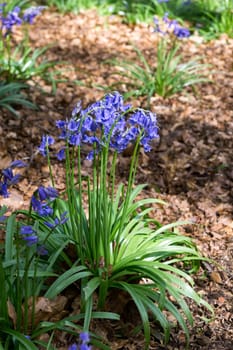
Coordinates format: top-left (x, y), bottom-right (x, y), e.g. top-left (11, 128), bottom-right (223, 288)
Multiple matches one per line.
top-left (31, 185), bottom-right (58, 217)
top-left (20, 225), bottom-right (38, 246)
top-left (19, 185), bottom-right (67, 247)
top-left (0, 160), bottom-right (27, 198)
top-left (20, 226), bottom-right (48, 252)
top-left (154, 13), bottom-right (190, 38)
top-left (68, 332), bottom-right (91, 350)
top-left (0, 3), bottom-right (45, 35)
top-left (45, 211), bottom-right (68, 229)
top-left (31, 185), bottom-right (68, 231)
top-left (39, 92), bottom-right (159, 161)
top-left (38, 135), bottom-right (55, 157)
top-left (23, 6), bottom-right (46, 24)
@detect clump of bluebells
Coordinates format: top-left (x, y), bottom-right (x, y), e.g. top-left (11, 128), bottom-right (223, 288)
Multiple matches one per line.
top-left (0, 92), bottom-right (213, 348)
top-left (39, 91), bottom-right (159, 161)
top-left (0, 3), bottom-right (45, 36)
top-left (0, 2), bottom-right (59, 101)
top-left (154, 12), bottom-right (190, 38)
top-left (108, 6), bottom-right (209, 101)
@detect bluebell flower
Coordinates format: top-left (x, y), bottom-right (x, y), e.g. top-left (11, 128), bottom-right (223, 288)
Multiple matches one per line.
top-left (128, 109), bottom-right (159, 152)
top-left (38, 135), bottom-right (54, 157)
top-left (68, 119), bottom-right (80, 132)
top-left (31, 195), bottom-right (53, 217)
top-left (20, 225), bottom-right (38, 246)
top-left (31, 186), bottom-right (58, 217)
top-left (0, 3), bottom-right (6, 12)
top-left (153, 17), bottom-right (165, 35)
top-left (80, 332), bottom-right (90, 343)
top-left (0, 215), bottom-right (7, 222)
top-left (45, 211), bottom-right (68, 229)
top-left (154, 13), bottom-right (190, 39)
top-left (10, 160), bottom-right (27, 168)
top-left (173, 26), bottom-right (190, 38)
top-left (81, 116), bottom-right (97, 133)
top-left (158, 0), bottom-right (169, 3)
top-left (69, 133), bottom-right (82, 146)
top-left (37, 186), bottom-right (58, 201)
top-left (0, 181), bottom-right (9, 197)
top-left (56, 148), bottom-right (66, 161)
top-left (68, 332), bottom-right (91, 350)
top-left (2, 168), bottom-right (21, 185)
top-left (162, 12), bottom-right (169, 23)
top-left (86, 150), bottom-right (96, 161)
top-left (1, 6), bottom-right (22, 33)
top-left (80, 344), bottom-right (91, 350)
top-left (0, 160), bottom-right (26, 197)
top-left (68, 345), bottom-right (78, 350)
top-left (71, 101), bottom-right (82, 117)
top-left (23, 6), bottom-right (46, 24)
top-left (56, 120), bottom-right (66, 129)
top-left (37, 245), bottom-right (48, 256)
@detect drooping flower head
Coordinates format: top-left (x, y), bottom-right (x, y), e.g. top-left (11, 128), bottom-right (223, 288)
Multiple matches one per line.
top-left (38, 135), bottom-right (55, 157)
top-left (154, 13), bottom-right (190, 38)
top-left (23, 6), bottom-right (46, 24)
top-left (0, 160), bottom-right (27, 198)
top-left (20, 225), bottom-right (38, 246)
top-left (1, 6), bottom-right (22, 33)
top-left (55, 92), bottom-right (158, 160)
top-left (68, 332), bottom-right (91, 350)
top-left (31, 185), bottom-right (58, 217)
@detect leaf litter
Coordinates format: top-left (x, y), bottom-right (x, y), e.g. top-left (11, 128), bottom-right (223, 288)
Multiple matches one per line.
top-left (0, 8), bottom-right (232, 350)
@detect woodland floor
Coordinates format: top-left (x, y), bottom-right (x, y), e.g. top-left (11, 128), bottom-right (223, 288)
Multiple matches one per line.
top-left (0, 9), bottom-right (233, 350)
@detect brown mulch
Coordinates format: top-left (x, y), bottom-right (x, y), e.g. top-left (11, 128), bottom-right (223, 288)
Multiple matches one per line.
top-left (0, 9), bottom-right (233, 349)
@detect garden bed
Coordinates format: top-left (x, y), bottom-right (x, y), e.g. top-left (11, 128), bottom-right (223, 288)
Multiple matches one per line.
top-left (0, 8), bottom-right (233, 350)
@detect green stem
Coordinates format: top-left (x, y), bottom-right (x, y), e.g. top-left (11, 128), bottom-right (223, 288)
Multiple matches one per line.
top-left (114, 137), bottom-right (141, 262)
top-left (46, 144), bottom-right (55, 188)
top-left (15, 230), bottom-right (22, 331)
top-left (100, 145), bottom-right (110, 270)
top-left (23, 249), bottom-right (29, 334)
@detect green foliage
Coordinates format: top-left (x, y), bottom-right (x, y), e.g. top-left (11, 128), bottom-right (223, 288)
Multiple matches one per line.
top-left (203, 0), bottom-right (233, 38)
top-left (0, 44), bottom-right (58, 85)
top-left (0, 81), bottom-right (36, 116)
top-left (0, 3), bottom-right (65, 116)
top-left (17, 93), bottom-right (212, 347)
top-left (0, 207), bottom-right (114, 349)
top-left (108, 41), bottom-right (209, 103)
top-left (165, 0), bottom-right (233, 38)
top-left (2, 0), bottom-right (31, 12)
top-left (46, 0), bottom-right (100, 14)
top-left (42, 184), bottom-right (212, 347)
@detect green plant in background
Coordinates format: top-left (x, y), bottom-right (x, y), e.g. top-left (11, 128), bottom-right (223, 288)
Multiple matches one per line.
top-left (0, 3), bottom-right (62, 114)
top-left (0, 81), bottom-right (36, 116)
top-left (108, 15), bottom-right (209, 104)
top-left (0, 92), bottom-right (212, 349)
top-left (45, 0), bottom-right (100, 14)
top-left (163, 0), bottom-right (233, 38)
top-left (203, 0), bottom-right (233, 38)
top-left (42, 0), bottom-right (233, 37)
